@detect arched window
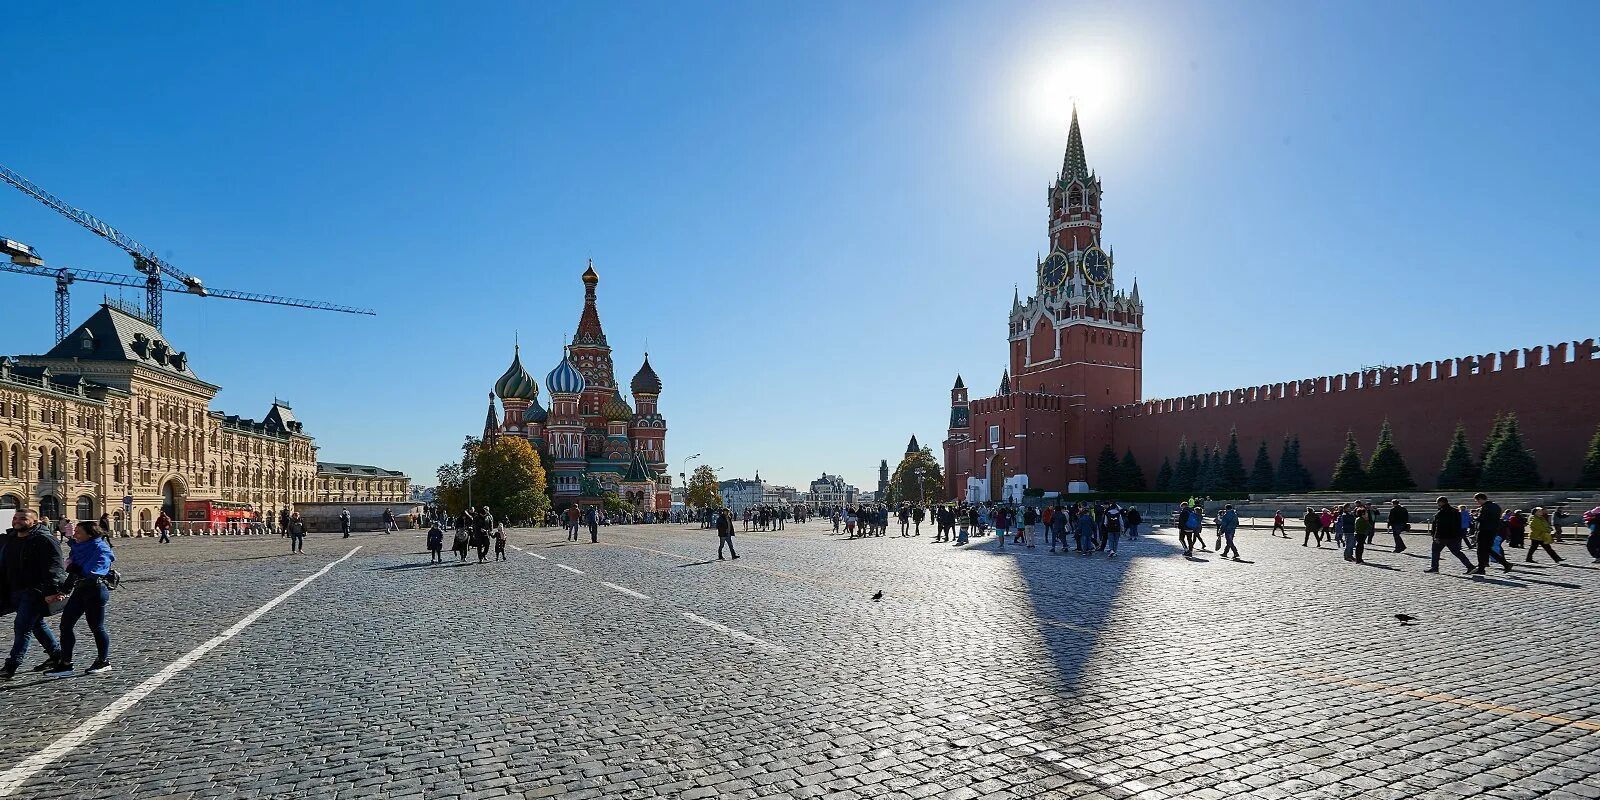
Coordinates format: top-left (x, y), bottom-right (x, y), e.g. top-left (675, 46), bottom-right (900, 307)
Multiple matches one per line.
top-left (114, 458), bottom-right (124, 484)
top-left (1068, 184), bottom-right (1083, 207)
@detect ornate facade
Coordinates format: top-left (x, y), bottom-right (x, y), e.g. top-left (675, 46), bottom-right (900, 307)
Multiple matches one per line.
top-left (945, 110), bottom-right (1600, 498)
top-left (487, 264), bottom-right (671, 511)
top-left (0, 302), bottom-right (406, 530)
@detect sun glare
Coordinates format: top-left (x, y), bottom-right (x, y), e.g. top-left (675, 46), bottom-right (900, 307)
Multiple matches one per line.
top-left (1005, 34), bottom-right (1138, 158)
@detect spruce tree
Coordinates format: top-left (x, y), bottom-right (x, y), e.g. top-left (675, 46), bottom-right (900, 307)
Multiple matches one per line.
top-left (1329, 431), bottom-right (1368, 491)
top-left (1365, 420), bottom-right (1416, 490)
top-left (1580, 424), bottom-right (1600, 488)
top-left (1154, 457), bottom-right (1174, 492)
top-left (1247, 440), bottom-right (1276, 493)
top-left (1292, 435), bottom-right (1315, 490)
top-left (1275, 434), bottom-right (1313, 491)
top-left (1220, 428), bottom-right (1248, 491)
top-left (1172, 439), bottom-right (1196, 494)
top-left (1194, 447), bottom-right (1219, 495)
top-left (1120, 448), bottom-right (1148, 492)
top-left (1479, 413), bottom-right (1508, 467)
top-left (1095, 443), bottom-right (1122, 493)
top-left (1436, 422), bottom-right (1479, 489)
top-left (1479, 413), bottom-right (1542, 490)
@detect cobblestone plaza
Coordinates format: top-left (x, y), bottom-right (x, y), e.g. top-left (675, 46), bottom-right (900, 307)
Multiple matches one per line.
top-left (2, 522), bottom-right (1597, 799)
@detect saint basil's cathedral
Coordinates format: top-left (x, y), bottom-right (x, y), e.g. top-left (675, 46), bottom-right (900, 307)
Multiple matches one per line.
top-left (484, 264), bottom-right (670, 511)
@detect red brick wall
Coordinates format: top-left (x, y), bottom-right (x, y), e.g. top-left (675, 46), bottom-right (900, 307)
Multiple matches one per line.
top-left (1110, 341), bottom-right (1600, 489)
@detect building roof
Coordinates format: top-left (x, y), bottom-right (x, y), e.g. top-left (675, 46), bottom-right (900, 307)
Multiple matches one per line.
top-left (631, 354), bottom-right (662, 396)
top-left (494, 344), bottom-right (539, 401)
top-left (545, 354), bottom-right (587, 395)
top-left (40, 303), bottom-right (202, 381)
top-left (524, 394), bottom-right (547, 423)
top-left (623, 450), bottom-right (655, 483)
top-left (317, 462), bottom-right (408, 479)
top-left (1060, 105), bottom-right (1090, 183)
top-left (601, 389), bottom-right (633, 422)
top-left (573, 263), bottom-right (609, 348)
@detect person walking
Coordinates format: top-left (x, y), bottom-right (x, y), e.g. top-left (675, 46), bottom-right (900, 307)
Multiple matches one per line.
top-left (47, 519), bottom-right (115, 676)
top-left (563, 506), bottom-right (581, 541)
top-left (97, 512), bottom-right (112, 540)
top-left (452, 523), bottom-right (470, 562)
top-left (339, 508), bottom-right (352, 539)
top-left (382, 507), bottom-right (397, 534)
top-left (1347, 505), bottom-right (1371, 564)
top-left (1387, 500), bottom-right (1410, 553)
top-left (286, 512), bottom-right (308, 554)
top-left (1104, 503), bottom-right (1126, 558)
top-left (1585, 506), bottom-right (1600, 563)
top-left (716, 508), bottom-right (739, 560)
top-left (493, 524), bottom-right (508, 561)
top-left (1473, 493), bottom-right (1512, 573)
top-left (1125, 506), bottom-right (1142, 540)
top-left (1271, 510), bottom-right (1287, 538)
top-left (1427, 496), bottom-right (1475, 573)
top-left (1218, 504), bottom-right (1241, 561)
top-left (1302, 506), bottom-right (1321, 547)
top-left (155, 511), bottom-right (172, 544)
top-left (583, 506), bottom-right (599, 543)
top-left (1048, 504), bottom-right (1069, 553)
top-left (1074, 506), bottom-right (1098, 555)
top-left (473, 507), bottom-right (493, 562)
top-left (1526, 507), bottom-right (1562, 563)
top-left (426, 522), bottom-right (444, 563)
top-left (1, 508), bottom-right (69, 680)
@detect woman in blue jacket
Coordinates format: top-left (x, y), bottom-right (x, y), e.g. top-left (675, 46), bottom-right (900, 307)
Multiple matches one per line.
top-left (49, 519), bottom-right (115, 676)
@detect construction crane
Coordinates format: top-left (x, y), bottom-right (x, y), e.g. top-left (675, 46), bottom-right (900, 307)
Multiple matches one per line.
top-left (0, 162), bottom-right (370, 329)
top-left (0, 257), bottom-right (376, 344)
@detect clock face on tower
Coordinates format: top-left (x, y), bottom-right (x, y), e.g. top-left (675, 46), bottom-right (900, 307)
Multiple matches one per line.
top-left (1082, 246), bottom-right (1111, 285)
top-left (1040, 250), bottom-right (1069, 289)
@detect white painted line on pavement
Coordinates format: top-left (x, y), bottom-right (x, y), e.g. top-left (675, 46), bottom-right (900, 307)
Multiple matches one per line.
top-left (0, 546), bottom-right (363, 797)
top-left (601, 582), bottom-right (651, 600)
top-left (556, 563), bottom-right (584, 575)
top-left (528, 552), bottom-right (548, 560)
top-left (509, 544), bottom-right (524, 552)
top-left (681, 611), bottom-right (789, 655)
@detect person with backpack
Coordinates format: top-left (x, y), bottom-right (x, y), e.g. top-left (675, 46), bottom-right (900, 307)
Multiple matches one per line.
top-left (426, 523), bottom-right (444, 564)
top-left (1217, 504), bottom-right (1242, 561)
top-left (1103, 503), bottom-right (1125, 558)
top-left (47, 519), bottom-right (115, 677)
top-left (451, 523), bottom-right (470, 562)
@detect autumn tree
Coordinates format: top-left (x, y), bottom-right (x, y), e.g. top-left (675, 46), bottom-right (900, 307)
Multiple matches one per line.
top-left (685, 464), bottom-right (723, 509)
top-left (474, 436), bottom-right (551, 523)
top-left (889, 447), bottom-right (944, 504)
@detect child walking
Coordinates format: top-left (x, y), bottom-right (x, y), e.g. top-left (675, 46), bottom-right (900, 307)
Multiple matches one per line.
top-left (493, 524), bottom-right (508, 561)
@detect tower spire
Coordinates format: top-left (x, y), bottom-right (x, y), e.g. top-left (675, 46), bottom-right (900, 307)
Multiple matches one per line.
top-left (1061, 104), bottom-right (1088, 182)
top-left (482, 391), bottom-right (499, 443)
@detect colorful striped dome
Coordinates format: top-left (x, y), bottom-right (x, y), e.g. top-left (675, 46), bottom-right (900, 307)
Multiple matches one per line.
top-left (545, 356), bottom-right (587, 395)
top-left (494, 346), bottom-right (539, 401)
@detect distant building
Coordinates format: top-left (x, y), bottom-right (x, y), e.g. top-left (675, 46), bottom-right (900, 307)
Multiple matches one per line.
top-left (0, 302), bottom-right (405, 531)
top-left (808, 473), bottom-right (858, 507)
top-left (315, 462), bottom-right (409, 503)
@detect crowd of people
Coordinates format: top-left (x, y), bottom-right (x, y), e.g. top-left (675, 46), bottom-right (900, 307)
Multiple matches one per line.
top-left (814, 500), bottom-right (1144, 557)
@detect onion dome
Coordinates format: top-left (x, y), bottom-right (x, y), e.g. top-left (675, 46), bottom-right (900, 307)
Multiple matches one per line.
top-left (494, 346), bottom-right (539, 401)
top-left (524, 395), bottom-right (548, 424)
top-left (582, 261), bottom-right (599, 286)
top-left (602, 389), bottom-right (633, 422)
top-left (631, 354), bottom-right (662, 396)
top-left (546, 355), bottom-right (587, 395)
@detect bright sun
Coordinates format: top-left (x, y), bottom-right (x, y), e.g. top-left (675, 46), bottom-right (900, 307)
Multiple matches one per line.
top-left (1022, 47), bottom-right (1126, 135)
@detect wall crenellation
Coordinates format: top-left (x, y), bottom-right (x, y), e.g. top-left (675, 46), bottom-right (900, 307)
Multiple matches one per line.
top-left (1118, 337), bottom-right (1597, 418)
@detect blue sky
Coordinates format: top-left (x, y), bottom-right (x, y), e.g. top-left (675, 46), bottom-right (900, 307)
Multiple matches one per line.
top-left (3, 1), bottom-right (1596, 491)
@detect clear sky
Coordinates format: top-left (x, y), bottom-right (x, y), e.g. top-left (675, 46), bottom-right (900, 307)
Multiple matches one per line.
top-left (3, 1), bottom-right (1596, 492)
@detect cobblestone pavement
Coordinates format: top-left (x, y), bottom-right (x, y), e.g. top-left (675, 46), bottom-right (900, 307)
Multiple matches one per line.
top-left (3, 521), bottom-right (1599, 799)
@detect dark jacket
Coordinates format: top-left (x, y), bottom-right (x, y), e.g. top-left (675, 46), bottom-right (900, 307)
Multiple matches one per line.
top-left (716, 513), bottom-right (734, 536)
top-left (1, 525), bottom-right (67, 598)
top-left (286, 518), bottom-right (309, 536)
top-left (1477, 501), bottom-right (1503, 538)
top-left (1431, 507), bottom-right (1463, 543)
top-left (1388, 505), bottom-right (1410, 530)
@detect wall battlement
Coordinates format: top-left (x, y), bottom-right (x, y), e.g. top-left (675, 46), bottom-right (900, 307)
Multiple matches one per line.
top-left (1117, 338), bottom-right (1598, 418)
top-left (970, 391), bottom-right (1067, 416)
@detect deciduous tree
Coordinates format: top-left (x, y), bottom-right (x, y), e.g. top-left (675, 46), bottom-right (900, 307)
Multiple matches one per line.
top-left (685, 465), bottom-right (723, 509)
top-left (474, 436), bottom-right (551, 522)
top-left (889, 448), bottom-right (944, 504)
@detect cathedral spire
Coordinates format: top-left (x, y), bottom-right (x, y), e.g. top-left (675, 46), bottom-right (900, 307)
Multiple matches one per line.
top-left (999, 369), bottom-right (1012, 396)
top-left (573, 261), bottom-right (609, 349)
top-left (482, 391), bottom-right (499, 444)
top-left (1061, 104), bottom-right (1089, 182)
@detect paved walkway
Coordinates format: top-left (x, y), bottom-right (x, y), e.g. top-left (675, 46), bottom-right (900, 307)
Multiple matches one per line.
top-left (2, 522), bottom-right (1597, 798)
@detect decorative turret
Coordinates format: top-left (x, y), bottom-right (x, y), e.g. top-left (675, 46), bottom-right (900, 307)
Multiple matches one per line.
top-left (999, 369), bottom-right (1012, 396)
top-left (601, 389), bottom-right (633, 422)
top-left (545, 354), bottom-right (587, 396)
top-left (949, 373), bottom-right (970, 430)
top-left (482, 392), bottom-right (499, 445)
top-left (631, 354), bottom-right (662, 396)
top-left (906, 435), bottom-right (920, 454)
top-left (494, 345), bottom-right (538, 401)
